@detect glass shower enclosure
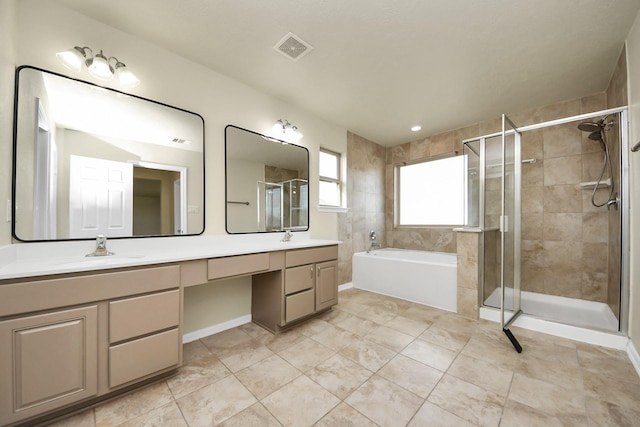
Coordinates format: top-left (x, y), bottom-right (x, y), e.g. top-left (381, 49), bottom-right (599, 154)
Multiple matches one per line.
top-left (464, 115), bottom-right (522, 349)
top-left (464, 108), bottom-right (629, 337)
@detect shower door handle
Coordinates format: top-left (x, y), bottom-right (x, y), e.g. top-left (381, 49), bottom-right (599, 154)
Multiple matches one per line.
top-left (500, 215), bottom-right (509, 233)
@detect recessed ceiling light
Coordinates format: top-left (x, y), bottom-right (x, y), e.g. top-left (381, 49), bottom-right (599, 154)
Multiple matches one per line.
top-left (411, 125), bottom-right (422, 132)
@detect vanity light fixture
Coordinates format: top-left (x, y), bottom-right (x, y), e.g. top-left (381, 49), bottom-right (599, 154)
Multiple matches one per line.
top-left (272, 119), bottom-right (303, 141)
top-left (56, 46), bottom-right (140, 87)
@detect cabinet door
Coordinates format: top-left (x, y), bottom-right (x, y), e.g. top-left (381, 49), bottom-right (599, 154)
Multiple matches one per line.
top-left (0, 306), bottom-right (98, 426)
top-left (316, 260), bottom-right (338, 311)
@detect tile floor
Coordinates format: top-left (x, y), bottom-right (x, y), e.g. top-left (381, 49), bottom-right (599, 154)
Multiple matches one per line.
top-left (49, 289), bottom-right (640, 427)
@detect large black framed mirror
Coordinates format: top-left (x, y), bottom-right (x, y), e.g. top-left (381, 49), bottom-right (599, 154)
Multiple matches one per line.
top-left (225, 125), bottom-right (309, 234)
top-left (12, 66), bottom-right (205, 242)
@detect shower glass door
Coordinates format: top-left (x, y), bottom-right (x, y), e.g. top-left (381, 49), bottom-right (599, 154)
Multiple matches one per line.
top-left (500, 114), bottom-right (522, 329)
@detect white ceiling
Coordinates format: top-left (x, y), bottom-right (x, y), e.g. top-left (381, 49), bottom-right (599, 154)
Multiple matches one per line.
top-left (56, 0), bottom-right (640, 146)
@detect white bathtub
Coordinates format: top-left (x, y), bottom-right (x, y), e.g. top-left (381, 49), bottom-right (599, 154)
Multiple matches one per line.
top-left (352, 248), bottom-right (457, 312)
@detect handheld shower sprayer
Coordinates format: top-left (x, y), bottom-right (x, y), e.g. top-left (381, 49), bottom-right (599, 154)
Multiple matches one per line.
top-left (577, 116), bottom-right (618, 209)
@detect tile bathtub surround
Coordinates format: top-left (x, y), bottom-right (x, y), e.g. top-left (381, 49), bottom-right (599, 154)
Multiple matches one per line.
top-left (48, 289), bottom-right (640, 427)
top-left (337, 132), bottom-right (386, 284)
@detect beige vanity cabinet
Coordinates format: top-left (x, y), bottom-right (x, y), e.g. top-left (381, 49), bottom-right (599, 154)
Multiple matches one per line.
top-left (0, 265), bottom-right (182, 426)
top-left (252, 245), bottom-right (339, 333)
top-left (0, 305), bottom-right (98, 426)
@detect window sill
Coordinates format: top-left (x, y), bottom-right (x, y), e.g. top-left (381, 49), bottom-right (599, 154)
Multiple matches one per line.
top-left (318, 206), bottom-right (349, 213)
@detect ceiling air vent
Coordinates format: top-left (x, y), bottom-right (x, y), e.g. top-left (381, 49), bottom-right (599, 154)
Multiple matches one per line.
top-left (273, 32), bottom-right (313, 62)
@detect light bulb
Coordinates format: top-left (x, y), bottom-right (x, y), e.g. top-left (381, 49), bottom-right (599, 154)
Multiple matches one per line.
top-left (114, 62), bottom-right (140, 87)
top-left (87, 50), bottom-right (114, 81)
top-left (56, 47), bottom-right (85, 72)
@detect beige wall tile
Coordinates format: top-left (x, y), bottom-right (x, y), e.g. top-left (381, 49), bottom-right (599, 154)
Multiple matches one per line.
top-left (543, 213), bottom-right (582, 242)
top-left (543, 123), bottom-right (583, 159)
top-left (522, 213), bottom-right (543, 240)
top-left (543, 185), bottom-right (582, 213)
top-left (522, 186), bottom-right (544, 213)
top-left (457, 287), bottom-right (479, 320)
top-left (544, 156), bottom-right (582, 186)
top-left (522, 162), bottom-right (544, 187)
top-left (582, 242), bottom-right (609, 273)
top-left (583, 212), bottom-right (609, 243)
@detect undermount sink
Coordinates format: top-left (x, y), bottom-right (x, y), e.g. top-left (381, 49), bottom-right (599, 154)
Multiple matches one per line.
top-left (279, 241), bottom-right (314, 247)
top-left (53, 254), bottom-right (145, 267)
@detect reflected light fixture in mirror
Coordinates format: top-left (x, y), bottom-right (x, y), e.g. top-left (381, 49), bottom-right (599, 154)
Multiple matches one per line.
top-left (56, 46), bottom-right (140, 87)
top-left (272, 119), bottom-right (303, 141)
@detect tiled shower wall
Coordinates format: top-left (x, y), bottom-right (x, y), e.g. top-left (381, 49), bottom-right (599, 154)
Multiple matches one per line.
top-left (337, 132), bottom-right (386, 285)
top-left (518, 94), bottom-right (612, 302)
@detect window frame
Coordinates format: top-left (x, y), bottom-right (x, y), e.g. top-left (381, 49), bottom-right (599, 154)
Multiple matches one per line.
top-left (319, 148), bottom-right (343, 208)
top-left (394, 153), bottom-right (465, 228)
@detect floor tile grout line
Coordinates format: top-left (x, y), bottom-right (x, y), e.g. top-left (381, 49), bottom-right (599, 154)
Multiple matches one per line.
top-left (83, 289), bottom-right (640, 427)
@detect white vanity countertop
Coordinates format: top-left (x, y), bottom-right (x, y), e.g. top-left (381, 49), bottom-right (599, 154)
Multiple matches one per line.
top-left (0, 233), bottom-right (340, 280)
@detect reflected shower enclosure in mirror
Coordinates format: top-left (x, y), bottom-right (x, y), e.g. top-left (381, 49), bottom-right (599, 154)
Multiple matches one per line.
top-left (12, 66), bottom-right (205, 241)
top-left (225, 125), bottom-right (309, 234)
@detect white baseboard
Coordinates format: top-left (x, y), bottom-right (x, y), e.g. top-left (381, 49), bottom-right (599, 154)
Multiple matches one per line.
top-left (182, 314), bottom-right (252, 343)
top-left (183, 284), bottom-right (354, 344)
top-left (628, 340), bottom-right (640, 378)
top-left (339, 282), bottom-right (353, 292)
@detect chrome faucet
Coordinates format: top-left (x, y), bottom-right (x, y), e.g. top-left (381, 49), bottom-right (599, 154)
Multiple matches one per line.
top-left (367, 230), bottom-right (382, 252)
top-left (281, 229), bottom-right (293, 242)
top-left (86, 235), bottom-right (114, 257)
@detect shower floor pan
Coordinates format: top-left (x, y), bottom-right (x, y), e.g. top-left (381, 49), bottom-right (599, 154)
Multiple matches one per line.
top-left (484, 288), bottom-right (618, 331)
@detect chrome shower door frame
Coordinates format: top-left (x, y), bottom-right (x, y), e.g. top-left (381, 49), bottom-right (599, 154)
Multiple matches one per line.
top-left (500, 114), bottom-right (523, 330)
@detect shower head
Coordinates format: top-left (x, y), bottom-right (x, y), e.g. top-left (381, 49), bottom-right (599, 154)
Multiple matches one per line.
top-left (577, 115), bottom-right (612, 133)
top-left (578, 121), bottom-right (602, 132)
top-left (588, 131), bottom-right (602, 141)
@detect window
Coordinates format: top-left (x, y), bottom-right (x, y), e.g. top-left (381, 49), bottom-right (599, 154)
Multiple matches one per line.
top-left (319, 148), bottom-right (342, 207)
top-left (396, 155), bottom-right (465, 226)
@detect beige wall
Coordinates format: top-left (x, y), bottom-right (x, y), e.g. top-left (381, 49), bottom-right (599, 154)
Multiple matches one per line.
top-left (625, 10), bottom-right (640, 351)
top-left (0, 0), bottom-right (16, 247)
top-left (6, 0), bottom-right (347, 335)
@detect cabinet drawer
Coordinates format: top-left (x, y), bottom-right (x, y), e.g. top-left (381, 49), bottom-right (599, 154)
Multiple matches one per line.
top-left (208, 253), bottom-right (270, 280)
top-left (284, 265), bottom-right (314, 295)
top-left (109, 328), bottom-right (180, 388)
top-left (109, 290), bottom-right (180, 343)
top-left (285, 289), bottom-right (315, 323)
top-left (285, 245), bottom-right (338, 268)
top-left (0, 265), bottom-right (180, 318)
